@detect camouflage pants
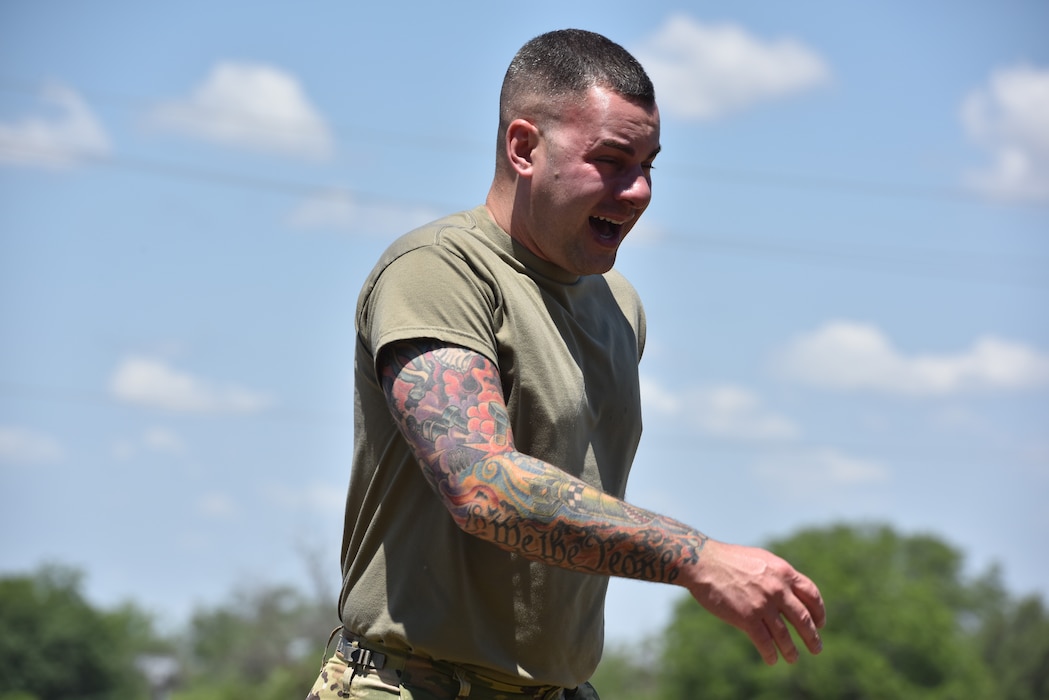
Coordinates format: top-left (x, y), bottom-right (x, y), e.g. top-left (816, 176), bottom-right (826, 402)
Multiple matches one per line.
top-left (304, 647), bottom-right (600, 700)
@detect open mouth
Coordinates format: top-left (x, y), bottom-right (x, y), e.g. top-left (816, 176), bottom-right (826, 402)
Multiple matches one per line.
top-left (590, 215), bottom-right (625, 243)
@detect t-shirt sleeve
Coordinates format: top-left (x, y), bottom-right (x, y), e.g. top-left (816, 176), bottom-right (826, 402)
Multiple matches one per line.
top-left (605, 268), bottom-right (646, 362)
top-left (359, 244), bottom-right (499, 369)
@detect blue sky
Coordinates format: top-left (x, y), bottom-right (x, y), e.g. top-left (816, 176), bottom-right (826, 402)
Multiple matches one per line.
top-left (2, 2), bottom-right (1047, 642)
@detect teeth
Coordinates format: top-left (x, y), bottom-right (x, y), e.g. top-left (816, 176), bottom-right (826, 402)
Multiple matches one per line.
top-left (593, 216), bottom-right (626, 225)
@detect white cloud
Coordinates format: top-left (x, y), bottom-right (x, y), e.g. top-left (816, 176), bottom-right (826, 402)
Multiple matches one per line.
top-left (641, 376), bottom-right (799, 440)
top-left (752, 447), bottom-right (890, 488)
top-left (632, 14), bottom-right (831, 120)
top-left (0, 425), bottom-right (64, 465)
top-left (929, 405), bottom-right (989, 435)
top-left (0, 83), bottom-right (110, 168)
top-left (691, 385), bottom-right (799, 440)
top-left (961, 64), bottom-right (1049, 201)
top-left (113, 426), bottom-right (186, 460)
top-left (149, 61), bottom-right (334, 159)
top-left (112, 439), bottom-right (137, 461)
top-left (198, 491), bottom-right (239, 519)
top-left (110, 356), bottom-right (273, 413)
top-left (776, 321), bottom-right (1049, 395)
top-left (286, 188), bottom-right (441, 236)
top-left (143, 426), bottom-right (185, 453)
top-left (639, 375), bottom-right (682, 415)
top-left (263, 481), bottom-right (344, 513)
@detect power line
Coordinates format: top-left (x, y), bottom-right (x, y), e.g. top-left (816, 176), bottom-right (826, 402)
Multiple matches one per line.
top-left (0, 381), bottom-right (347, 426)
top-left (1, 380), bottom-right (1041, 468)
top-left (3, 76), bottom-right (1048, 209)
top-left (0, 78), bottom-right (491, 158)
top-left (647, 231), bottom-right (1048, 287)
top-left (2, 144), bottom-right (1046, 287)
top-left (639, 433), bottom-right (1048, 470)
top-left (661, 164), bottom-right (1049, 208)
top-left (0, 144), bottom-right (461, 212)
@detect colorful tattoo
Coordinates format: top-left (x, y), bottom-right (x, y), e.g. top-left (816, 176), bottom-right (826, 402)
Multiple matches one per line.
top-left (379, 339), bottom-right (707, 585)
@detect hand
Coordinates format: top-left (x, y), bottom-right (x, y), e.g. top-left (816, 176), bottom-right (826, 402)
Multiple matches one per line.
top-left (684, 540), bottom-right (826, 665)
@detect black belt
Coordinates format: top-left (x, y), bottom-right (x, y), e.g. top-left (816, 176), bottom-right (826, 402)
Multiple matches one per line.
top-left (336, 633), bottom-right (567, 699)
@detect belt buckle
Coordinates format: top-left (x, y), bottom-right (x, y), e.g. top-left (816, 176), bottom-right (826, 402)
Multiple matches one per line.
top-left (340, 637), bottom-right (387, 671)
top-left (349, 646), bottom-right (386, 671)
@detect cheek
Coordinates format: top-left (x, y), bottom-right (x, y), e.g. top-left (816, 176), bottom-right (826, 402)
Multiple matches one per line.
top-left (558, 176), bottom-right (605, 210)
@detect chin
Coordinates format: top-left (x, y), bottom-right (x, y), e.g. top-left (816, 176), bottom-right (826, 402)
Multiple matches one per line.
top-left (580, 255), bottom-right (617, 276)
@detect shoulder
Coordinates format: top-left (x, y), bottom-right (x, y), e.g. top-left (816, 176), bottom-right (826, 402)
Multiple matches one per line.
top-left (355, 208), bottom-right (506, 361)
top-left (358, 208), bottom-right (496, 301)
top-left (601, 268), bottom-right (646, 356)
top-left (602, 268), bottom-right (643, 315)
top-left (375, 209), bottom-right (485, 267)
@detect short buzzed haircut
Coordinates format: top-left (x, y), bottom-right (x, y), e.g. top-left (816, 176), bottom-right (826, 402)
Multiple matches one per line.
top-left (496, 29), bottom-right (655, 165)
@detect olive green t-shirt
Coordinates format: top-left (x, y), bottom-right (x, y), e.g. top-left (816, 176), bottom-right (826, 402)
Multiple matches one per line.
top-left (339, 206), bottom-right (645, 688)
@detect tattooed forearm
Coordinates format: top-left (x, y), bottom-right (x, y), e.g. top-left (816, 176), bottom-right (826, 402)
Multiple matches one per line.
top-left (379, 339), bottom-right (708, 585)
top-left (461, 452), bottom-right (707, 583)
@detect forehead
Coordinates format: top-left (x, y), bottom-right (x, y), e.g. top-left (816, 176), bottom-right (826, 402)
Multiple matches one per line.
top-left (553, 86), bottom-right (661, 155)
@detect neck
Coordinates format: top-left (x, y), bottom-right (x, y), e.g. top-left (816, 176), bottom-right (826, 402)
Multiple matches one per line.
top-left (484, 176), bottom-right (515, 237)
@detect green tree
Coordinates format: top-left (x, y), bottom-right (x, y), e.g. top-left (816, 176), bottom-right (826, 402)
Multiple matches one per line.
top-left (659, 523), bottom-right (1000, 700)
top-left (0, 565), bottom-right (160, 700)
top-left (170, 583), bottom-right (336, 700)
top-left (590, 636), bottom-right (661, 700)
top-left (977, 591), bottom-right (1049, 700)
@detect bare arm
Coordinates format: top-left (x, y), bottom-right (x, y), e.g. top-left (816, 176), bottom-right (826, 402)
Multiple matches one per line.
top-left (380, 339), bottom-right (825, 663)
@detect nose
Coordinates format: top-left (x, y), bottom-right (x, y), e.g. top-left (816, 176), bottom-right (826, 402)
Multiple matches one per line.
top-left (617, 166), bottom-right (652, 210)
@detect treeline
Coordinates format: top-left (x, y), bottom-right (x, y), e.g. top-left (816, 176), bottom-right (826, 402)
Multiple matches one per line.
top-left (591, 524), bottom-right (1049, 700)
top-left (0, 567), bottom-right (335, 700)
top-left (1, 523), bottom-right (1047, 700)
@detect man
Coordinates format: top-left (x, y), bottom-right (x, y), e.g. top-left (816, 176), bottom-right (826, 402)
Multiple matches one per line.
top-left (308, 28), bottom-right (825, 700)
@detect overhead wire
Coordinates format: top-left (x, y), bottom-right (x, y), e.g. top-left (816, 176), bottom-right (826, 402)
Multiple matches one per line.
top-left (660, 163), bottom-right (1049, 209)
top-left (1, 78), bottom-right (1047, 289)
top-left (0, 379), bottom-right (1042, 469)
top-left (641, 230), bottom-right (1047, 287)
top-left (1, 80), bottom-right (1045, 467)
top-left (0, 380), bottom-right (345, 426)
top-left (2, 75), bottom-right (1047, 209)
top-left (2, 142), bottom-right (1046, 288)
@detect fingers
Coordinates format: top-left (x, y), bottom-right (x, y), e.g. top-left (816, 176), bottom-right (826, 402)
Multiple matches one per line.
top-left (775, 598), bottom-right (823, 657)
top-left (786, 573), bottom-right (826, 655)
top-left (765, 616), bottom-right (800, 664)
top-left (750, 575), bottom-right (826, 664)
top-left (750, 610), bottom-right (818, 665)
top-left (746, 621), bottom-right (779, 666)
top-left (687, 542), bottom-right (827, 665)
top-left (792, 573), bottom-right (827, 629)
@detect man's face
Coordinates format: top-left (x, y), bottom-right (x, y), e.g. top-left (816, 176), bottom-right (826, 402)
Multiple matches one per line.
top-left (515, 86), bottom-right (661, 277)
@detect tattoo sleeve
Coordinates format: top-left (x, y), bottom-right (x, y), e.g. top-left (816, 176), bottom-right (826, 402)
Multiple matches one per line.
top-left (379, 339), bottom-right (708, 585)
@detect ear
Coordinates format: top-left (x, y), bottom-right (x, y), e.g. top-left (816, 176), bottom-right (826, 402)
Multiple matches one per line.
top-left (505, 118), bottom-right (540, 177)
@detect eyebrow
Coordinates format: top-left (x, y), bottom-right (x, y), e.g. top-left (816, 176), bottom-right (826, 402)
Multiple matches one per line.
top-left (599, 139), bottom-right (662, 161)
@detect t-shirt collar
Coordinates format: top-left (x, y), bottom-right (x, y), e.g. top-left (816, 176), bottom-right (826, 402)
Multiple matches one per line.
top-left (470, 205), bottom-right (582, 285)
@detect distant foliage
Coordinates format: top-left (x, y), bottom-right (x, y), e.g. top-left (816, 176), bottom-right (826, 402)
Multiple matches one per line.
top-left (975, 593), bottom-right (1049, 700)
top-left (2, 524), bottom-right (1046, 700)
top-left (170, 584), bottom-right (336, 700)
top-left (645, 523), bottom-right (1046, 700)
top-left (0, 565), bottom-right (336, 700)
top-left (0, 564), bottom-right (159, 700)
top-left (589, 635), bottom-right (662, 700)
